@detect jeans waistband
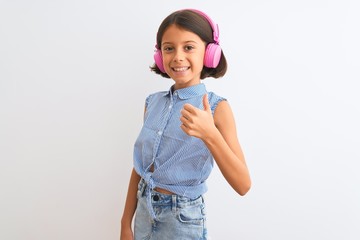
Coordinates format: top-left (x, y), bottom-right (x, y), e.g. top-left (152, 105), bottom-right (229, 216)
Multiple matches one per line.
top-left (137, 178), bottom-right (204, 209)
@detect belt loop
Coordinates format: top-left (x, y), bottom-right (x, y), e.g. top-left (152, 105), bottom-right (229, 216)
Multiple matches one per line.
top-left (172, 194), bottom-right (177, 214)
top-left (137, 178), bottom-right (142, 198)
top-left (139, 178), bottom-right (146, 197)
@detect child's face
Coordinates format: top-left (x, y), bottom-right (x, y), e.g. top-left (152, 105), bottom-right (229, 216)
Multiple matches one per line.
top-left (161, 24), bottom-right (206, 90)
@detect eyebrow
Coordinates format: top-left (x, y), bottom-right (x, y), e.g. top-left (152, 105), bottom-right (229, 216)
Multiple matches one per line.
top-left (161, 40), bottom-right (199, 46)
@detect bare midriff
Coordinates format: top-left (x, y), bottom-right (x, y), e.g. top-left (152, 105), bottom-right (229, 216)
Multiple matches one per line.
top-left (154, 187), bottom-right (174, 195)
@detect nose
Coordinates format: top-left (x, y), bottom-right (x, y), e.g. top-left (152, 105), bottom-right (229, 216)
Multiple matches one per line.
top-left (173, 49), bottom-right (184, 62)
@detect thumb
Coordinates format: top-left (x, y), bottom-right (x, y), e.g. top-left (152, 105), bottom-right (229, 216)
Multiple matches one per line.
top-left (203, 94), bottom-right (211, 113)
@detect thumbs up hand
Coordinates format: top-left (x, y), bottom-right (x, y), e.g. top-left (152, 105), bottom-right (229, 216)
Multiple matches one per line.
top-left (180, 94), bottom-right (216, 139)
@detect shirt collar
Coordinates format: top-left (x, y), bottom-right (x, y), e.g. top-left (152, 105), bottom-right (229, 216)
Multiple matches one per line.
top-left (164, 83), bottom-right (207, 99)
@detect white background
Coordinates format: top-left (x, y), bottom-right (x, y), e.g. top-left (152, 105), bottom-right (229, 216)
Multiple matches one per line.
top-left (1, 0), bottom-right (359, 239)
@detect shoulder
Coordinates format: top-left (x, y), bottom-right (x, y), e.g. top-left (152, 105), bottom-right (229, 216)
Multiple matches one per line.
top-left (146, 90), bottom-right (168, 100)
top-left (207, 91), bottom-right (227, 114)
top-left (207, 91), bottom-right (226, 101)
top-left (213, 100), bottom-right (237, 132)
top-left (145, 90), bottom-right (168, 107)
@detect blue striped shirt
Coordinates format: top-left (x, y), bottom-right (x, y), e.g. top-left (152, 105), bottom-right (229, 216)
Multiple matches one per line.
top-left (133, 83), bottom-right (226, 207)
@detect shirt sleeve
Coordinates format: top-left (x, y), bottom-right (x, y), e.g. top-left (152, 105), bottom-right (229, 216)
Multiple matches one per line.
top-left (208, 92), bottom-right (227, 115)
top-left (145, 94), bottom-right (153, 109)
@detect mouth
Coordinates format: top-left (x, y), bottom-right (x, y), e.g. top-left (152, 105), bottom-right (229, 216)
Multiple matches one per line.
top-left (171, 66), bottom-right (190, 72)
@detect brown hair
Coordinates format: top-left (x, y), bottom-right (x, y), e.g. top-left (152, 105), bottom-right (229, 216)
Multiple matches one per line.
top-left (150, 9), bottom-right (227, 79)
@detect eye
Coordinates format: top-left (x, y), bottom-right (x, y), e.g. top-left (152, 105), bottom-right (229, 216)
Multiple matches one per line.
top-left (162, 46), bottom-right (174, 52)
top-left (184, 45), bottom-right (194, 51)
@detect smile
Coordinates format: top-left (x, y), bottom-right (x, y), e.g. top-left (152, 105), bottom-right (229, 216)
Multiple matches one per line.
top-left (172, 67), bottom-right (190, 72)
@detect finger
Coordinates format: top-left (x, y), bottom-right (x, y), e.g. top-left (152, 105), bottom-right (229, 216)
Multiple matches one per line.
top-left (180, 122), bottom-right (189, 132)
top-left (182, 103), bottom-right (197, 113)
top-left (203, 94), bottom-right (211, 113)
top-left (179, 115), bottom-right (189, 125)
top-left (180, 109), bottom-right (193, 122)
top-left (180, 124), bottom-right (193, 136)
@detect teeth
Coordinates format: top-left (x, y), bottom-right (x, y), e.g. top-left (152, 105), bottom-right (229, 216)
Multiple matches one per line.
top-left (173, 67), bottom-right (188, 72)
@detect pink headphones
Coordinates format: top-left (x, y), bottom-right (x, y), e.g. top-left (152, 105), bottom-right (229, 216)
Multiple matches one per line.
top-left (154, 9), bottom-right (222, 73)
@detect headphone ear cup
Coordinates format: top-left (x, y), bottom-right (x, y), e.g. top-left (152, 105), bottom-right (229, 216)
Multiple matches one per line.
top-left (154, 49), bottom-right (166, 73)
top-left (204, 43), bottom-right (222, 68)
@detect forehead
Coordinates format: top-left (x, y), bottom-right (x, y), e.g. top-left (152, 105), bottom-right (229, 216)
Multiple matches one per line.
top-left (161, 24), bottom-right (203, 44)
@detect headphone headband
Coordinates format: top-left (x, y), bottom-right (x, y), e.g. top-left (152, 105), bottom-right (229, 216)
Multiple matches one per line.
top-left (185, 9), bottom-right (220, 44)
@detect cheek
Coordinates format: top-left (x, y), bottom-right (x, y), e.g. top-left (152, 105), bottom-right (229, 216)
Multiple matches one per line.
top-left (162, 55), bottom-right (173, 73)
top-left (195, 55), bottom-right (205, 67)
top-left (197, 50), bottom-right (206, 65)
top-left (162, 54), bottom-right (172, 65)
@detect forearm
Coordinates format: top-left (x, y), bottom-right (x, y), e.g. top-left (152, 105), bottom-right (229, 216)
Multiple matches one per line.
top-left (204, 129), bottom-right (251, 196)
top-left (121, 168), bottom-right (141, 228)
top-left (180, 97), bottom-right (251, 195)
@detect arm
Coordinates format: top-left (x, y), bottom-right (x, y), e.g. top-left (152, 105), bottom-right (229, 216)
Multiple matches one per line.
top-left (180, 94), bottom-right (251, 195)
top-left (120, 168), bottom-right (141, 240)
top-left (207, 100), bottom-right (251, 195)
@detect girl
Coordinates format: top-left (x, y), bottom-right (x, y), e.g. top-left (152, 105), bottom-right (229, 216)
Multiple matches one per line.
top-left (120, 9), bottom-right (251, 240)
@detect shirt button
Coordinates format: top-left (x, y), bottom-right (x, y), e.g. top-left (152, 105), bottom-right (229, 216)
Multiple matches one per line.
top-left (169, 105), bottom-right (172, 109)
top-left (157, 131), bottom-right (162, 135)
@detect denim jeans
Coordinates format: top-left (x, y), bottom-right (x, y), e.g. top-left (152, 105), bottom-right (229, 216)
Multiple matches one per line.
top-left (134, 178), bottom-right (208, 240)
